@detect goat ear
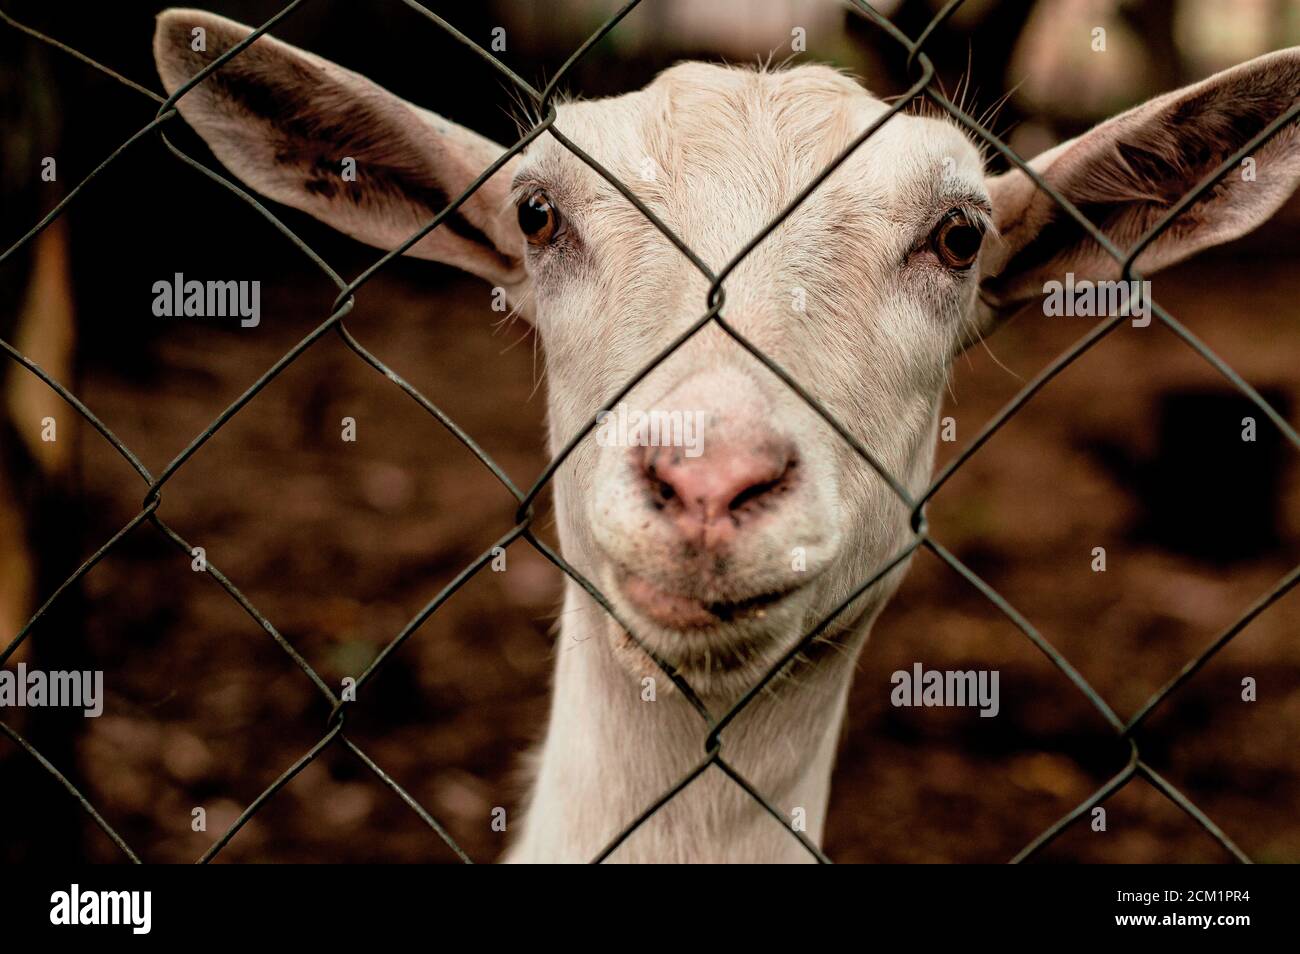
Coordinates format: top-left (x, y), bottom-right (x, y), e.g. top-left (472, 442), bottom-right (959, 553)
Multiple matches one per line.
top-left (152, 8), bottom-right (525, 288)
top-left (980, 48), bottom-right (1300, 316)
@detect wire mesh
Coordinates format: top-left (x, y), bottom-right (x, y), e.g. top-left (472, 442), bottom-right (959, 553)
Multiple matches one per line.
top-left (1, 0), bottom-right (1297, 864)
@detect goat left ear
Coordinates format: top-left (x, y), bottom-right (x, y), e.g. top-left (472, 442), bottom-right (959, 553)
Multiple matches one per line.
top-left (152, 9), bottom-right (525, 290)
top-left (979, 47), bottom-right (1300, 318)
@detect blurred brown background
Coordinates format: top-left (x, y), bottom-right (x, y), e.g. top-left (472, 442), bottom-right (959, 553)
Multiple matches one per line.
top-left (1, 0), bottom-right (1298, 863)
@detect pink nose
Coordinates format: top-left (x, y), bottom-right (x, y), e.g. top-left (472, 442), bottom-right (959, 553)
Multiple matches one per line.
top-left (642, 440), bottom-right (797, 550)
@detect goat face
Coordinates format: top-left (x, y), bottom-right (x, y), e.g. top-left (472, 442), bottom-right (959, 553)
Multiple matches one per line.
top-left (522, 65), bottom-right (987, 693)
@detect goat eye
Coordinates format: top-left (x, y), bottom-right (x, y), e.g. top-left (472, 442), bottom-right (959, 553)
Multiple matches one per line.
top-left (518, 190), bottom-right (560, 245)
top-left (930, 211), bottom-right (984, 270)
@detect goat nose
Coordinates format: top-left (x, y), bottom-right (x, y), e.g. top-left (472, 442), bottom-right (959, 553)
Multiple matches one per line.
top-left (643, 440), bottom-right (797, 548)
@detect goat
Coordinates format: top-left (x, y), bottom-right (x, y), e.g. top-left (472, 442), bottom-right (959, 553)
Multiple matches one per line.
top-left (153, 9), bottom-right (1300, 862)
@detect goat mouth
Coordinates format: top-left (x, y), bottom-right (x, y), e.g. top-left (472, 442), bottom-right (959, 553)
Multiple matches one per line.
top-left (617, 572), bottom-right (800, 631)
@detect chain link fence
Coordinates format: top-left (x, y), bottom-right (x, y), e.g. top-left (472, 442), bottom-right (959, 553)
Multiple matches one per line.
top-left (1, 0), bottom-right (1297, 863)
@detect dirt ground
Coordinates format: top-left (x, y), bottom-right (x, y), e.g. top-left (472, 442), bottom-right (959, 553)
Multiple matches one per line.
top-left (1, 204), bottom-right (1294, 863)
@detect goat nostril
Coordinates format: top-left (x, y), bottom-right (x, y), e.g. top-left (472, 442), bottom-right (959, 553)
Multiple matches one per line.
top-left (644, 459), bottom-right (677, 507)
top-left (728, 476), bottom-right (780, 512)
top-left (728, 458), bottom-right (795, 513)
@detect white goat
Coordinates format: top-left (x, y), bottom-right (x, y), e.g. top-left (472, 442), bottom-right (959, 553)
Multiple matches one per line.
top-left (153, 9), bottom-right (1300, 862)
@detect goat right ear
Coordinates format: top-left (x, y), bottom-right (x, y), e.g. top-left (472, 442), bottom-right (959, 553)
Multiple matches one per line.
top-left (153, 8), bottom-right (525, 289)
top-left (977, 47), bottom-right (1300, 328)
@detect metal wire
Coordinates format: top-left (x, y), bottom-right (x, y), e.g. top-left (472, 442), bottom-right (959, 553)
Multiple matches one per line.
top-left (1, 0), bottom-right (1294, 864)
